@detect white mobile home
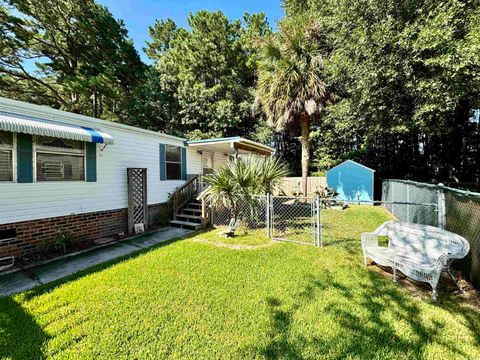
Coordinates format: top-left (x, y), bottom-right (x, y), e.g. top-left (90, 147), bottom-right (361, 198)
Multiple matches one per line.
top-left (0, 97), bottom-right (273, 259)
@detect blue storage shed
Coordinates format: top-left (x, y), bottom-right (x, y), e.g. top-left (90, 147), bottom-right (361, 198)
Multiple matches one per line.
top-left (326, 160), bottom-right (375, 203)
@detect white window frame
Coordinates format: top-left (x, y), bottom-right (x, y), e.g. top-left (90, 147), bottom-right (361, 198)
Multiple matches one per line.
top-left (0, 131), bottom-right (16, 183)
top-left (165, 144), bottom-right (182, 181)
top-left (33, 136), bottom-right (87, 182)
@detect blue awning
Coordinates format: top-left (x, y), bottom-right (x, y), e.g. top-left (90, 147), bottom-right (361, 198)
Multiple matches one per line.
top-left (0, 111), bottom-right (114, 144)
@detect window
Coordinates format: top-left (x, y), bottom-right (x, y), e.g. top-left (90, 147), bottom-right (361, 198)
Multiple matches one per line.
top-left (36, 136), bottom-right (85, 181)
top-left (165, 145), bottom-right (181, 180)
top-left (0, 130), bottom-right (14, 181)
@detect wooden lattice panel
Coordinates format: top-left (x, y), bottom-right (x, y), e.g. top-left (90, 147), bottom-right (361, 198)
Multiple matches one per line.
top-left (128, 168), bottom-right (148, 234)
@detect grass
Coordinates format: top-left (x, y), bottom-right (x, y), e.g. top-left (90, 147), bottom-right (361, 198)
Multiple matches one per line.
top-left (1, 206), bottom-right (480, 359)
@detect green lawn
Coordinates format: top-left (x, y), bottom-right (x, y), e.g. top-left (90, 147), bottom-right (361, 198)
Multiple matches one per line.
top-left (1, 206), bottom-right (479, 359)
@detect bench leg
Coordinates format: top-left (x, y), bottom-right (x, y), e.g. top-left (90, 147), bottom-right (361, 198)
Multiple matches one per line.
top-left (431, 288), bottom-right (438, 301)
top-left (392, 267), bottom-right (397, 283)
top-left (364, 257), bottom-right (368, 268)
top-left (448, 269), bottom-right (465, 293)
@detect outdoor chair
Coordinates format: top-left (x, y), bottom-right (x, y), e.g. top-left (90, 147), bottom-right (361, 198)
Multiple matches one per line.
top-left (361, 221), bottom-right (470, 300)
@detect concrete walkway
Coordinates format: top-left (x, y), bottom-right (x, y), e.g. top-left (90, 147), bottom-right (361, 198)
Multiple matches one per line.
top-left (0, 227), bottom-right (191, 297)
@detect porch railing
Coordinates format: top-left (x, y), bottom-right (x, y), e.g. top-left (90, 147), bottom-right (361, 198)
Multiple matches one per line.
top-left (172, 175), bottom-right (202, 215)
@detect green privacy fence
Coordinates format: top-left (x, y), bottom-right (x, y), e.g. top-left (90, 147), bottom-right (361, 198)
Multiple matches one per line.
top-left (383, 179), bottom-right (480, 288)
top-left (382, 180), bottom-right (440, 227)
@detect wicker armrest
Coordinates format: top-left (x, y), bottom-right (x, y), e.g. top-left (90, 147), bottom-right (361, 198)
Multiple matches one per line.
top-left (361, 232), bottom-right (379, 248)
top-left (435, 253), bottom-right (454, 269)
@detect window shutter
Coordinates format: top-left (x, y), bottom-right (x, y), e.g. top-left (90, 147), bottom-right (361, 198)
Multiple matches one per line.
top-left (181, 147), bottom-right (187, 180)
top-left (159, 143), bottom-right (166, 181)
top-left (86, 142), bottom-right (97, 182)
top-left (17, 133), bottom-right (33, 183)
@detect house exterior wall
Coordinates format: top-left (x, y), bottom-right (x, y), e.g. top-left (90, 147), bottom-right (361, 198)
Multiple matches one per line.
top-left (0, 99), bottom-right (185, 258)
top-left (186, 147), bottom-right (230, 175)
top-left (186, 147), bottom-right (202, 175)
top-left (0, 99), bottom-right (187, 226)
top-left (0, 98), bottom-right (267, 259)
top-left (213, 151), bottom-right (229, 169)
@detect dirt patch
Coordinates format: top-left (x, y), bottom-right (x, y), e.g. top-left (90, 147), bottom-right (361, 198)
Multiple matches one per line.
top-left (368, 262), bottom-right (480, 309)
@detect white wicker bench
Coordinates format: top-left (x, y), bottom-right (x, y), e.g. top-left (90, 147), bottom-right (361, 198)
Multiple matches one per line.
top-left (361, 221), bottom-right (470, 300)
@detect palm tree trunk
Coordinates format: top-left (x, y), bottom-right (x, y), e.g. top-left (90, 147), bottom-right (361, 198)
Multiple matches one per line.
top-left (300, 113), bottom-right (310, 197)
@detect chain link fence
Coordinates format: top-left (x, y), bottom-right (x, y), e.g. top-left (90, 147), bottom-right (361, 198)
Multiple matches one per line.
top-left (211, 194), bottom-right (321, 246)
top-left (270, 195), bottom-right (320, 246)
top-left (209, 181), bottom-right (480, 288)
top-left (382, 180), bottom-right (440, 226)
top-left (211, 195), bottom-right (268, 230)
top-left (383, 179), bottom-right (480, 288)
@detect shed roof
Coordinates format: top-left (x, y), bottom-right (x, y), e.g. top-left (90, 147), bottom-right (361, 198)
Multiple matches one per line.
top-left (327, 160), bottom-right (375, 173)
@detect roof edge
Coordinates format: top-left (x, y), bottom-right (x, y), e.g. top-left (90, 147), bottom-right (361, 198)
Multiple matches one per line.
top-left (328, 159), bottom-right (375, 172)
top-left (186, 136), bottom-right (274, 153)
top-left (0, 97), bottom-right (186, 142)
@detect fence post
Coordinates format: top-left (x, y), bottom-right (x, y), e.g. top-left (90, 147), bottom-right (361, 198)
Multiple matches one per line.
top-left (392, 181), bottom-right (395, 215)
top-left (406, 183), bottom-right (410, 223)
top-left (437, 183), bottom-right (446, 229)
top-left (316, 195), bottom-right (322, 247)
top-left (266, 193), bottom-right (271, 238)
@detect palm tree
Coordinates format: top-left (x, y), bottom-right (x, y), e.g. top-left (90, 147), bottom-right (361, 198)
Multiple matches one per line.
top-left (256, 17), bottom-right (334, 196)
top-left (200, 156), bottom-right (289, 235)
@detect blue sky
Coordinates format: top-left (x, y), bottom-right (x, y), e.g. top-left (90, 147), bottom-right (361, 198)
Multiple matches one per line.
top-left (97, 0), bottom-right (284, 64)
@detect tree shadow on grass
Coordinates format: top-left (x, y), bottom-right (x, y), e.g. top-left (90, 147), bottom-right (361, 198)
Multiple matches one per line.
top-left (0, 231), bottom-right (200, 358)
top-left (252, 269), bottom-right (477, 359)
top-left (0, 297), bottom-right (49, 359)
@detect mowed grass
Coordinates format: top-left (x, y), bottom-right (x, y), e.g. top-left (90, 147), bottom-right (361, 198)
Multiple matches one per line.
top-left (1, 206), bottom-right (480, 359)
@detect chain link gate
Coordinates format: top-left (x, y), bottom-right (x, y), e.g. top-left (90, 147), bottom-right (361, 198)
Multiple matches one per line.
top-left (210, 194), bottom-right (322, 246)
top-left (267, 195), bottom-right (321, 246)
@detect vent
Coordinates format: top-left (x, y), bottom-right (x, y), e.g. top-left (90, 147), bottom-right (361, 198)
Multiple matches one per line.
top-left (0, 228), bottom-right (16, 243)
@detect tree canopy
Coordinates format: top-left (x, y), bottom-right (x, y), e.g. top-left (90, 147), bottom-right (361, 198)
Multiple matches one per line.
top-left (283, 0), bottom-right (480, 182)
top-left (256, 16), bottom-right (333, 195)
top-left (0, 0), bottom-right (145, 119)
top-left (140, 11), bottom-right (271, 139)
top-left (1, 0), bottom-right (479, 183)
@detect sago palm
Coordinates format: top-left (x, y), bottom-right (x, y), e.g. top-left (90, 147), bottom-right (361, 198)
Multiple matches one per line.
top-left (200, 157), bottom-right (289, 234)
top-left (256, 17), bottom-right (334, 196)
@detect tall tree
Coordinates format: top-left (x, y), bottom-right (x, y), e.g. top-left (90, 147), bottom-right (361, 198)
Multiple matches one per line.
top-left (256, 17), bottom-right (334, 196)
top-left (143, 11), bottom-right (271, 138)
top-left (0, 0), bottom-right (145, 119)
top-left (283, 0), bottom-right (480, 183)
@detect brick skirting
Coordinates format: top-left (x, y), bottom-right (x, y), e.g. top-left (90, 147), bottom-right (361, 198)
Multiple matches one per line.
top-left (0, 203), bottom-right (167, 259)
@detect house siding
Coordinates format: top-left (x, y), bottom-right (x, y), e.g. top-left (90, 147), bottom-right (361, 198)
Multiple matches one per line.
top-left (0, 99), bottom-right (186, 226)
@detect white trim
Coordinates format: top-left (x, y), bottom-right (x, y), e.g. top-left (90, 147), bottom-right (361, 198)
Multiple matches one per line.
top-left (328, 159), bottom-right (375, 173)
top-left (0, 131), bottom-right (15, 182)
top-left (187, 137), bottom-right (274, 154)
top-left (34, 135), bottom-right (87, 182)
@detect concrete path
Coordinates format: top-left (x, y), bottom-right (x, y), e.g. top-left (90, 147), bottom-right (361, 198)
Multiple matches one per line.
top-left (0, 227), bottom-right (191, 297)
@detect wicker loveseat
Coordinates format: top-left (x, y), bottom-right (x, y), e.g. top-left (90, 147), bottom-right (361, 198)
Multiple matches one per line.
top-left (361, 221), bottom-right (470, 300)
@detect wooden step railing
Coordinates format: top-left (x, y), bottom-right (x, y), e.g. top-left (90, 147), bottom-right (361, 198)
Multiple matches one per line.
top-left (201, 198), bottom-right (212, 227)
top-left (172, 175), bottom-right (202, 215)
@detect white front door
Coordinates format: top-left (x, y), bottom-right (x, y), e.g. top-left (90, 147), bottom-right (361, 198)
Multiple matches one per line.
top-left (202, 151), bottom-right (214, 175)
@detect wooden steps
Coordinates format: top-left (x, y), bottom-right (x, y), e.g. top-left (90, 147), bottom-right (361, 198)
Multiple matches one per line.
top-left (169, 198), bottom-right (206, 231)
